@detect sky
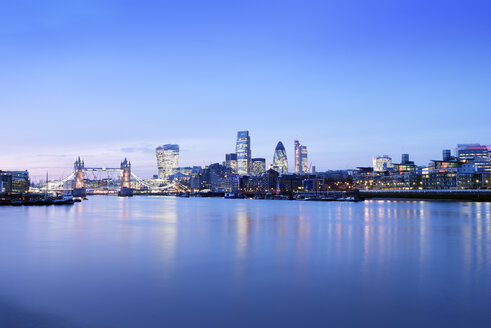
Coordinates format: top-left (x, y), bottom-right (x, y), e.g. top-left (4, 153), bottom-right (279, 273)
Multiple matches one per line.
top-left (1, 0), bottom-right (490, 180)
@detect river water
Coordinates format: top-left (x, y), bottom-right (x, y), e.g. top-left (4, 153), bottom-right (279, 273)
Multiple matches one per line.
top-left (0, 197), bottom-right (490, 327)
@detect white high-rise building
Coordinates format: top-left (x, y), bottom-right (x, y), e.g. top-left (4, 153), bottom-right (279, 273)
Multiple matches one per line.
top-left (156, 144), bottom-right (179, 179)
top-left (373, 155), bottom-right (393, 172)
top-left (294, 140), bottom-right (308, 174)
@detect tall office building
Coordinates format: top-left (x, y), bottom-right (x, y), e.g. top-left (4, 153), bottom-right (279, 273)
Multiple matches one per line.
top-left (251, 158), bottom-right (266, 176)
top-left (272, 141), bottom-right (288, 174)
top-left (236, 131), bottom-right (251, 175)
top-left (156, 144), bottom-right (179, 179)
top-left (294, 140), bottom-right (308, 174)
top-left (373, 155), bottom-right (393, 172)
top-left (294, 140), bottom-right (300, 174)
top-left (225, 153), bottom-right (238, 174)
top-left (300, 145), bottom-right (308, 173)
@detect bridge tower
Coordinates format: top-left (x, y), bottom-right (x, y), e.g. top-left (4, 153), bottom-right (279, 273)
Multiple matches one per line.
top-left (119, 158), bottom-right (133, 197)
top-left (73, 157), bottom-right (86, 197)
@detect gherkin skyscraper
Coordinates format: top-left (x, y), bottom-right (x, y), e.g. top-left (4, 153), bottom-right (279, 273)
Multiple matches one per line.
top-left (272, 141), bottom-right (288, 174)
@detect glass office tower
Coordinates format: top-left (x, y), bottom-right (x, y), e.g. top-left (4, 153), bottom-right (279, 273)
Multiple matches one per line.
top-left (300, 145), bottom-right (308, 173)
top-left (272, 141), bottom-right (288, 174)
top-left (251, 158), bottom-right (266, 175)
top-left (294, 140), bottom-right (308, 174)
top-left (156, 144), bottom-right (179, 179)
top-left (236, 131), bottom-right (251, 175)
top-left (225, 153), bottom-right (238, 174)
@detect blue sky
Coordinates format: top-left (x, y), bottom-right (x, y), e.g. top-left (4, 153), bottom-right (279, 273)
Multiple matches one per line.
top-left (1, 0), bottom-right (490, 180)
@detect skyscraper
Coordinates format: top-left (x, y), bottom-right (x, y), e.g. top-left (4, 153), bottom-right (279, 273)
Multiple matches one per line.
top-left (251, 158), bottom-right (266, 175)
top-left (300, 145), bottom-right (308, 173)
top-left (272, 141), bottom-right (288, 174)
top-left (236, 131), bottom-right (251, 175)
top-left (294, 140), bottom-right (300, 174)
top-left (156, 144), bottom-right (179, 179)
top-left (225, 153), bottom-right (238, 174)
top-left (294, 140), bottom-right (308, 174)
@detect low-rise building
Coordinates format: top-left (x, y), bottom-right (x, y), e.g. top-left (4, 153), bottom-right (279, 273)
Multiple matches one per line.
top-left (0, 170), bottom-right (30, 193)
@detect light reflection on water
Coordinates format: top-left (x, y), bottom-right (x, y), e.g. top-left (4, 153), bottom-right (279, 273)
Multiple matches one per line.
top-left (0, 197), bottom-right (490, 327)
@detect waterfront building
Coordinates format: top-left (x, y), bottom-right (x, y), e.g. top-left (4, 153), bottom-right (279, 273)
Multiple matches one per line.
top-left (474, 160), bottom-right (491, 173)
top-left (236, 131), bottom-right (251, 175)
top-left (239, 168), bottom-right (280, 194)
top-left (352, 167), bottom-right (379, 190)
top-left (0, 173), bottom-right (11, 193)
top-left (391, 155), bottom-right (421, 189)
top-left (239, 175), bottom-right (267, 193)
top-left (457, 144), bottom-right (490, 161)
top-left (225, 153), bottom-right (238, 174)
top-left (0, 176), bottom-right (9, 194)
top-left (277, 174), bottom-right (304, 194)
top-left (294, 140), bottom-right (309, 174)
top-left (272, 141), bottom-right (288, 174)
top-left (0, 170), bottom-right (30, 193)
top-left (156, 144), bottom-right (179, 180)
top-left (302, 178), bottom-right (325, 192)
top-left (349, 145), bottom-right (491, 191)
top-left (251, 158), bottom-right (266, 176)
top-left (373, 155), bottom-right (393, 172)
top-left (423, 160), bottom-right (460, 190)
top-left (265, 169), bottom-right (280, 192)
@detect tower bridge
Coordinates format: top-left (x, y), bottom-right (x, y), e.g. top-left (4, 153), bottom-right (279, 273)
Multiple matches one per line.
top-left (49, 157), bottom-right (185, 197)
top-left (73, 157), bottom-right (133, 197)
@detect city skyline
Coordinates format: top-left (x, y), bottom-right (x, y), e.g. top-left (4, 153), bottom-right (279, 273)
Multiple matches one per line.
top-left (6, 133), bottom-right (491, 182)
top-left (2, 2), bottom-right (491, 327)
top-left (2, 0), bottom-right (491, 179)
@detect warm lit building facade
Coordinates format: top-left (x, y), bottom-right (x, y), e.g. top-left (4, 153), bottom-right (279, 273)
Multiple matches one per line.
top-left (457, 144), bottom-right (490, 161)
top-left (251, 158), bottom-right (266, 176)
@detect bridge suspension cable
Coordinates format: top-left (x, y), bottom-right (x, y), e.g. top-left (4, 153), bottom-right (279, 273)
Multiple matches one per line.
top-left (130, 172), bottom-right (188, 191)
top-left (49, 171), bottom-right (76, 187)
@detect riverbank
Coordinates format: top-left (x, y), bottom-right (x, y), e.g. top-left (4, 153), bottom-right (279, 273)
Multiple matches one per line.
top-left (0, 193), bottom-right (78, 206)
top-left (360, 189), bottom-right (491, 201)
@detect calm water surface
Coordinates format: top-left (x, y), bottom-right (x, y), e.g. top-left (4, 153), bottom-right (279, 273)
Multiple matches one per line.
top-left (0, 197), bottom-right (490, 327)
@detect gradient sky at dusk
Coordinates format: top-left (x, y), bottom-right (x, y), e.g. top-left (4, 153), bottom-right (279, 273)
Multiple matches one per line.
top-left (1, 0), bottom-right (490, 180)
